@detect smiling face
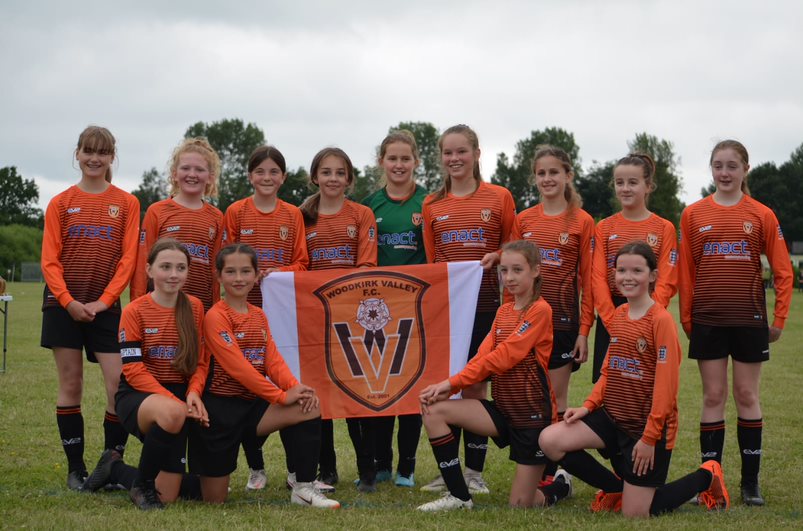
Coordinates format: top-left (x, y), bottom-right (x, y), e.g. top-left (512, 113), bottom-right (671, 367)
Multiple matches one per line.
top-left (711, 147), bottom-right (749, 195)
top-left (218, 252), bottom-right (257, 298)
top-left (381, 141), bottom-right (418, 189)
top-left (499, 249), bottom-right (540, 300)
top-left (314, 154), bottom-right (350, 200)
top-left (534, 155), bottom-right (571, 201)
top-left (615, 252), bottom-right (657, 299)
top-left (613, 164), bottom-right (649, 210)
top-left (76, 143), bottom-right (113, 181)
top-left (440, 133), bottom-right (479, 183)
top-left (249, 157), bottom-right (286, 199)
top-left (172, 152), bottom-right (212, 198)
top-left (146, 248), bottom-right (189, 296)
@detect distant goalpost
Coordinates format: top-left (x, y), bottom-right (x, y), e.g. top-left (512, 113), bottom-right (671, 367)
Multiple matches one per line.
top-left (21, 262), bottom-right (43, 282)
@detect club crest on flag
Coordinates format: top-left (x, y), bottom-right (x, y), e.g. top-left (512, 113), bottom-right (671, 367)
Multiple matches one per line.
top-left (743, 221), bottom-right (753, 234)
top-left (108, 205), bottom-right (120, 218)
top-left (279, 225), bottom-right (289, 241)
top-left (412, 213), bottom-right (423, 226)
top-left (647, 233), bottom-right (658, 246)
top-left (314, 271), bottom-right (429, 411)
top-left (480, 208), bottom-right (492, 223)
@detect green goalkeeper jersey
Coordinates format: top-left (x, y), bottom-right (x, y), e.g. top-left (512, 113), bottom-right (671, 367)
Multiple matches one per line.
top-left (362, 185), bottom-right (428, 266)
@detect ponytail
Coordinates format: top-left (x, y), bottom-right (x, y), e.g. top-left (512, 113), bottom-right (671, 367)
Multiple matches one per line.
top-left (172, 291), bottom-right (199, 377)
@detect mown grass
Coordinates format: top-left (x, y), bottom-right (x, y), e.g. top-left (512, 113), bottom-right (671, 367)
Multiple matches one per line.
top-left (0, 283), bottom-right (801, 529)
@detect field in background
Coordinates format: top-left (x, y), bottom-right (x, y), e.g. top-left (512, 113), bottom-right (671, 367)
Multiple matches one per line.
top-left (0, 283), bottom-right (801, 529)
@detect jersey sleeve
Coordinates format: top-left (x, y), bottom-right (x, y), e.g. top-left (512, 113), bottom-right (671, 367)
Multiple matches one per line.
top-left (355, 205), bottom-right (378, 268)
top-left (203, 308), bottom-right (289, 405)
top-left (99, 194), bottom-right (140, 307)
top-left (41, 197), bottom-right (72, 307)
top-left (591, 221), bottom-right (616, 325)
top-left (498, 188), bottom-right (518, 244)
top-left (223, 202), bottom-right (241, 246)
top-left (578, 213), bottom-right (595, 336)
top-left (449, 303), bottom-right (553, 391)
top-left (677, 208), bottom-right (696, 334)
top-left (209, 208), bottom-right (225, 305)
top-left (652, 218), bottom-right (678, 308)
top-left (762, 209), bottom-right (794, 329)
top-left (280, 208), bottom-right (309, 272)
top-left (130, 203), bottom-right (160, 300)
top-left (187, 298), bottom-right (208, 396)
top-left (641, 310), bottom-right (681, 446)
top-left (119, 303), bottom-right (183, 403)
top-left (421, 198), bottom-right (436, 263)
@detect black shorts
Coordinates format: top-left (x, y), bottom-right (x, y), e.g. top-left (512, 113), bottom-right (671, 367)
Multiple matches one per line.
top-left (188, 393), bottom-right (269, 477)
top-left (115, 379), bottom-right (189, 474)
top-left (479, 400), bottom-right (547, 466)
top-left (549, 329), bottom-right (578, 370)
top-left (41, 306), bottom-right (120, 362)
top-left (592, 296), bottom-right (627, 382)
top-left (581, 408), bottom-right (671, 488)
top-left (468, 311), bottom-right (496, 361)
top-left (688, 323), bottom-right (769, 363)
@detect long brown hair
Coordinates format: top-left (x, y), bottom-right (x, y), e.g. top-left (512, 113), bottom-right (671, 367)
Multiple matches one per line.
top-left (531, 144), bottom-right (582, 213)
top-left (710, 139), bottom-right (750, 195)
top-left (76, 126), bottom-right (116, 183)
top-left (432, 124), bottom-right (482, 202)
top-left (299, 147), bottom-right (355, 225)
top-left (147, 238), bottom-right (199, 377)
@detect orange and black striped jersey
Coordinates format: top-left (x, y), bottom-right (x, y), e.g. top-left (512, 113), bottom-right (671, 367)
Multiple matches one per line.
top-left (422, 182), bottom-right (518, 313)
top-left (304, 200), bottom-right (378, 270)
top-left (41, 184), bottom-right (140, 311)
top-left (450, 299), bottom-right (555, 429)
top-left (224, 197), bottom-right (309, 306)
top-left (584, 303), bottom-right (680, 448)
top-left (118, 293), bottom-right (207, 401)
top-left (678, 195), bottom-right (793, 331)
top-left (132, 198), bottom-right (224, 311)
top-left (592, 213), bottom-right (678, 325)
top-left (203, 300), bottom-right (299, 403)
top-left (514, 205), bottom-right (595, 335)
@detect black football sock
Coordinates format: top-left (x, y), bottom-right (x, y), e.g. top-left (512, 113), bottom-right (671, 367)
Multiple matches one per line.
top-left (241, 430), bottom-right (267, 470)
top-left (103, 411), bottom-right (128, 457)
top-left (700, 420), bottom-right (725, 463)
top-left (179, 473), bottom-right (202, 500)
top-left (540, 472), bottom-right (570, 506)
top-left (284, 418), bottom-right (321, 483)
top-left (463, 431), bottom-right (488, 472)
top-left (737, 417), bottom-right (763, 486)
top-left (649, 469), bottom-right (712, 516)
top-left (136, 425), bottom-right (174, 485)
top-left (373, 416), bottom-right (395, 473)
top-left (280, 428), bottom-right (294, 473)
top-left (397, 414), bottom-right (422, 477)
top-left (561, 450), bottom-right (622, 492)
top-left (318, 419), bottom-right (336, 474)
top-left (429, 432), bottom-right (470, 501)
top-left (109, 461), bottom-right (138, 490)
top-left (57, 405), bottom-right (85, 473)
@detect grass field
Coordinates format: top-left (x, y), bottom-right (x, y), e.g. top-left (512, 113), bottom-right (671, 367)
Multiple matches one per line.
top-left (1, 283), bottom-right (801, 530)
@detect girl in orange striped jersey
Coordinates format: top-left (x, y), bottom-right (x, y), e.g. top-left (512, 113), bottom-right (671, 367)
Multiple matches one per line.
top-left (41, 126), bottom-right (139, 490)
top-left (83, 238), bottom-right (208, 510)
top-left (591, 153), bottom-right (677, 382)
top-left (300, 147), bottom-right (378, 490)
top-left (420, 124), bottom-right (517, 494)
top-left (417, 240), bottom-right (570, 512)
top-left (224, 145), bottom-right (309, 490)
top-left (540, 242), bottom-right (730, 518)
top-left (131, 138), bottom-right (225, 311)
top-left (193, 244), bottom-right (339, 509)
top-left (679, 140), bottom-right (793, 506)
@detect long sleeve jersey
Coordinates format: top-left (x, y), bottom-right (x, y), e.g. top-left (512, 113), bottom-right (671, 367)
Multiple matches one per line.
top-left (304, 200), bottom-right (378, 270)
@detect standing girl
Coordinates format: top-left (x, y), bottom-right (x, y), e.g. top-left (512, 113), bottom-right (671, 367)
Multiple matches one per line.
top-left (83, 238), bottom-right (209, 510)
top-left (417, 240), bottom-right (571, 511)
top-left (299, 147), bottom-right (378, 489)
top-left (41, 126), bottom-right (139, 489)
top-left (591, 153), bottom-right (677, 382)
top-left (131, 138), bottom-right (224, 312)
top-left (679, 140), bottom-right (793, 506)
top-left (421, 124), bottom-right (517, 494)
top-left (540, 242), bottom-right (730, 518)
top-left (362, 130), bottom-right (428, 487)
top-left (224, 145), bottom-right (309, 491)
top-left (193, 244), bottom-right (339, 509)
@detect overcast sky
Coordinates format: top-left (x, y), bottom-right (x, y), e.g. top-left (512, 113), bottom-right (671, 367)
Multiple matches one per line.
top-left (2, 0), bottom-right (802, 210)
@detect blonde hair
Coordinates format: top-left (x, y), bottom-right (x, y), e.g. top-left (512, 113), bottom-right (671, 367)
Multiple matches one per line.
top-left (168, 138), bottom-right (221, 198)
top-left (432, 124), bottom-right (482, 202)
top-left (76, 126), bottom-right (116, 183)
top-left (377, 130), bottom-right (420, 195)
top-left (711, 139), bottom-right (750, 195)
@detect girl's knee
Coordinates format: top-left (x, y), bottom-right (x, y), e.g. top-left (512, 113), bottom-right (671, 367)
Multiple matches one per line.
top-left (733, 385), bottom-right (759, 409)
top-left (158, 403), bottom-right (187, 434)
top-left (702, 386), bottom-right (728, 408)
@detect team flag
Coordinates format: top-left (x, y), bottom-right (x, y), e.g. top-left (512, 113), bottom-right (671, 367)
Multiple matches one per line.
top-left (263, 262), bottom-right (482, 419)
